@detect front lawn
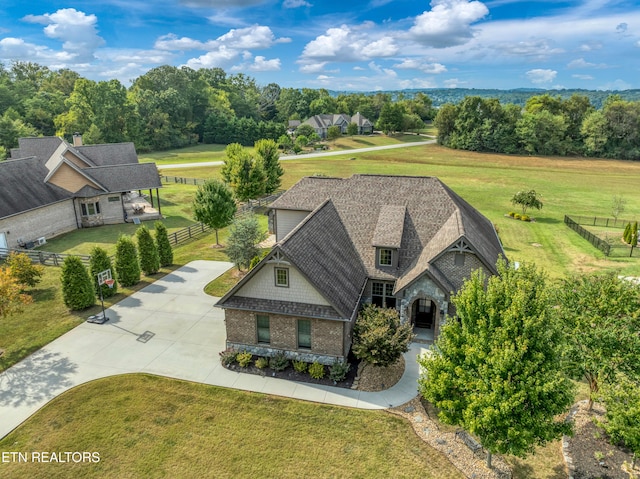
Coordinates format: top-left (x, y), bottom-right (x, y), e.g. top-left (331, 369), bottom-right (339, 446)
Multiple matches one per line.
top-left (0, 374), bottom-right (463, 479)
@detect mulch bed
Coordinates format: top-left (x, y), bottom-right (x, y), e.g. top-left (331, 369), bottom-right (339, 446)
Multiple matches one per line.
top-left (568, 401), bottom-right (637, 479)
top-left (224, 352), bottom-right (359, 389)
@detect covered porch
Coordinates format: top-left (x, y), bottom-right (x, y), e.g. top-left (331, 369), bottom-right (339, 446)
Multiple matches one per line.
top-left (123, 190), bottom-right (162, 223)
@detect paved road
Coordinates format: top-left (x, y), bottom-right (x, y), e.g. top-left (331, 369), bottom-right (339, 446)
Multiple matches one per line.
top-left (159, 139), bottom-right (436, 170)
top-left (0, 261), bottom-right (427, 440)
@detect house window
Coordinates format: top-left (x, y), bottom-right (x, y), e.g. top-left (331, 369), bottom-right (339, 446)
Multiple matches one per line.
top-left (379, 248), bottom-right (392, 266)
top-left (454, 253), bottom-right (465, 266)
top-left (108, 196), bottom-right (120, 202)
top-left (371, 282), bottom-right (396, 309)
top-left (297, 319), bottom-right (311, 349)
top-left (257, 315), bottom-right (270, 344)
top-left (81, 201), bottom-right (101, 216)
top-left (275, 267), bottom-right (289, 287)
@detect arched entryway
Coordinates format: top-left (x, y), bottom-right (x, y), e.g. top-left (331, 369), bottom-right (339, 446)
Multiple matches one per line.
top-left (411, 298), bottom-right (437, 329)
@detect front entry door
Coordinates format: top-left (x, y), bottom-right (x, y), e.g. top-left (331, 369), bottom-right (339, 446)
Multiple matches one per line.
top-left (413, 299), bottom-right (435, 329)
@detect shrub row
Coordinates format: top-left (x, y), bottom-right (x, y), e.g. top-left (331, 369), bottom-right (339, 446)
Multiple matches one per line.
top-left (508, 211), bottom-right (532, 222)
top-left (219, 348), bottom-right (351, 382)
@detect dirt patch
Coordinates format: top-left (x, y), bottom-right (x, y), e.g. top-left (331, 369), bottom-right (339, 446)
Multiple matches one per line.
top-left (354, 357), bottom-right (405, 392)
top-left (566, 400), bottom-right (637, 479)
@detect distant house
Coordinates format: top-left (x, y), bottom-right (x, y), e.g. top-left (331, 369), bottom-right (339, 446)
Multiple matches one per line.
top-left (216, 174), bottom-right (505, 365)
top-left (0, 135), bottom-right (162, 251)
top-left (301, 112), bottom-right (373, 138)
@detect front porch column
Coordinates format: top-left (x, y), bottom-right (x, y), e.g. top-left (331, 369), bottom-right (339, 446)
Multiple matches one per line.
top-left (156, 188), bottom-right (162, 217)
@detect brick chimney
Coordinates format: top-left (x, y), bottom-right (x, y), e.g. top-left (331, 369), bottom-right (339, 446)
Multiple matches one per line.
top-left (72, 132), bottom-right (83, 147)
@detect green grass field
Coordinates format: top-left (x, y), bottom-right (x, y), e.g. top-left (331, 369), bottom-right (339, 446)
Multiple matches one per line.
top-left (0, 375), bottom-right (463, 479)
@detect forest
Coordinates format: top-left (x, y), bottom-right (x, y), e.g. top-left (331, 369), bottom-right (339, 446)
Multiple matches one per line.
top-left (2, 60), bottom-right (640, 160)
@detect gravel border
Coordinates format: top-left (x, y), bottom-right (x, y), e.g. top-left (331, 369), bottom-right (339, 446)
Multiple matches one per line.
top-left (389, 397), bottom-right (512, 479)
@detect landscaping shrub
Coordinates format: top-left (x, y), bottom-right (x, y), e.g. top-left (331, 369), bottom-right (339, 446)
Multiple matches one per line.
top-left (508, 211), bottom-right (516, 217)
top-left (219, 348), bottom-right (238, 366)
top-left (6, 252), bottom-right (43, 288)
top-left (514, 213), bottom-right (522, 220)
top-left (329, 360), bottom-right (351, 382)
top-left (60, 256), bottom-right (95, 310)
top-left (623, 222), bottom-right (631, 243)
top-left (520, 214), bottom-right (531, 222)
top-left (293, 360), bottom-right (308, 373)
top-left (136, 225), bottom-right (160, 275)
top-left (154, 221), bottom-right (173, 267)
top-left (255, 357), bottom-right (268, 369)
top-left (89, 246), bottom-right (118, 298)
top-left (115, 235), bottom-right (140, 287)
top-left (236, 351), bottom-right (253, 367)
top-left (308, 362), bottom-right (325, 379)
top-left (269, 351), bottom-right (289, 371)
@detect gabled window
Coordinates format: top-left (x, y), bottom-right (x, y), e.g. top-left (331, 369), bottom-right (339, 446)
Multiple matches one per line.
top-left (378, 248), bottom-right (392, 266)
top-left (257, 315), bottom-right (270, 344)
top-left (274, 267), bottom-right (289, 287)
top-left (297, 319), bottom-right (311, 349)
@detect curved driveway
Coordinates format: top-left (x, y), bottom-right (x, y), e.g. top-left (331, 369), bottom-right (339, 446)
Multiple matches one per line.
top-left (0, 261), bottom-right (427, 440)
top-left (158, 139), bottom-right (436, 170)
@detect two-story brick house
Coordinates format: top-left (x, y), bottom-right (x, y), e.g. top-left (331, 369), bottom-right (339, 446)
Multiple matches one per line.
top-left (216, 174), bottom-right (504, 365)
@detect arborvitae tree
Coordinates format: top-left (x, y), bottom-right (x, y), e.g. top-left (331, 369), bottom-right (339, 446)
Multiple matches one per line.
top-left (624, 222), bottom-right (632, 244)
top-left (154, 221), bottom-right (173, 267)
top-left (136, 224), bottom-right (160, 275)
top-left (632, 221), bottom-right (638, 247)
top-left (115, 234), bottom-right (140, 287)
top-left (60, 256), bottom-right (95, 310)
top-left (193, 179), bottom-right (237, 245)
top-left (89, 246), bottom-right (118, 298)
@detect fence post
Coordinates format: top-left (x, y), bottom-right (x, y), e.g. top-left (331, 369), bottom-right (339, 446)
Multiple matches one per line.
top-left (173, 232), bottom-right (178, 245)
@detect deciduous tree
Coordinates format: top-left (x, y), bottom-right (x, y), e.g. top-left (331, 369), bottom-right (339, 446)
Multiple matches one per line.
top-left (254, 139), bottom-right (283, 195)
top-left (419, 261), bottom-right (574, 468)
top-left (554, 272), bottom-right (640, 408)
top-left (511, 189), bottom-right (543, 215)
top-left (0, 267), bottom-right (32, 318)
top-left (225, 214), bottom-right (267, 271)
top-left (221, 143), bottom-right (266, 202)
top-left (193, 179), bottom-right (237, 246)
top-left (6, 252), bottom-right (43, 288)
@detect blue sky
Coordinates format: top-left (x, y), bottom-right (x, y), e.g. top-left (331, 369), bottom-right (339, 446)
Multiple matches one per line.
top-left (0, 0), bottom-right (638, 91)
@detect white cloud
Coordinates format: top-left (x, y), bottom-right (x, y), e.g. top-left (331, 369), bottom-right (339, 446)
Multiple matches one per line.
top-left (232, 55), bottom-right (281, 71)
top-left (217, 25), bottom-right (281, 49)
top-left (580, 42), bottom-right (602, 52)
top-left (572, 74), bottom-right (594, 80)
top-left (0, 37), bottom-right (75, 62)
top-left (398, 78), bottom-right (438, 88)
top-left (444, 78), bottom-right (465, 88)
top-left (300, 24), bottom-right (398, 63)
top-left (526, 68), bottom-right (557, 84)
top-left (185, 45), bottom-right (240, 69)
top-left (180, 0), bottom-right (265, 6)
top-left (597, 79), bottom-right (632, 91)
top-left (408, 0), bottom-right (488, 48)
top-left (155, 34), bottom-right (210, 51)
top-left (394, 58), bottom-right (447, 74)
top-left (283, 0), bottom-right (312, 7)
top-left (299, 62), bottom-right (328, 73)
top-left (493, 39), bottom-right (563, 59)
top-left (22, 8), bottom-right (104, 62)
top-left (567, 58), bottom-right (607, 69)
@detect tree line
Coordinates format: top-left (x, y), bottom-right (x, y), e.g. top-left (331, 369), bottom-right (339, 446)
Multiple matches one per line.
top-left (435, 93), bottom-right (640, 160)
top-left (0, 61), bottom-right (436, 158)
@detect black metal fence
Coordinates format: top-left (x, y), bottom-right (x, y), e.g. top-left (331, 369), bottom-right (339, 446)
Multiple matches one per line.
top-left (564, 215), bottom-right (638, 257)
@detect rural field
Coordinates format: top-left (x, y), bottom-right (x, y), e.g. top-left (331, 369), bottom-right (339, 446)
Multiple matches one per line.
top-left (1, 141), bottom-right (638, 479)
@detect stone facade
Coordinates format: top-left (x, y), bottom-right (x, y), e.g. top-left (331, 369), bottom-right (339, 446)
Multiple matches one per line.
top-left (398, 274), bottom-right (448, 339)
top-left (225, 308), bottom-right (346, 365)
top-left (0, 200), bottom-right (77, 247)
top-left (433, 251), bottom-right (489, 292)
top-left (77, 194), bottom-right (124, 228)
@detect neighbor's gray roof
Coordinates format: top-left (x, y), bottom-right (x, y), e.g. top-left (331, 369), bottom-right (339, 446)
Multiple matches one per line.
top-left (269, 174), bottom-right (504, 287)
top-left (0, 156), bottom-right (71, 218)
top-left (217, 200), bottom-right (368, 320)
top-left (1, 137), bottom-right (160, 218)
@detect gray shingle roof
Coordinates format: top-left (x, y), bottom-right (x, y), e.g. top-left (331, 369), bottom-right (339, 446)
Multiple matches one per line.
top-left (372, 204), bottom-right (406, 248)
top-left (1, 137), bottom-right (160, 219)
top-left (270, 174), bottom-right (503, 288)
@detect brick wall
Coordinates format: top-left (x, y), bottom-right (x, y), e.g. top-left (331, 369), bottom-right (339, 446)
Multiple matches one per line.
top-left (225, 308), bottom-right (346, 365)
top-left (0, 200), bottom-right (78, 246)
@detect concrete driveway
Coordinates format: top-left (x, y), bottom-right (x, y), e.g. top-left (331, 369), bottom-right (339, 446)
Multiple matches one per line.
top-left (0, 260), bottom-right (426, 440)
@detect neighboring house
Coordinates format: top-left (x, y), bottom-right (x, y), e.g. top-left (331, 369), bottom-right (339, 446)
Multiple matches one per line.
top-left (0, 135), bottom-right (162, 251)
top-left (216, 174), bottom-right (505, 365)
top-left (301, 112), bottom-right (373, 138)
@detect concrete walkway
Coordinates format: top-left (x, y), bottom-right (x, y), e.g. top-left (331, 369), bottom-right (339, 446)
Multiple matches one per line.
top-left (0, 261), bottom-right (427, 440)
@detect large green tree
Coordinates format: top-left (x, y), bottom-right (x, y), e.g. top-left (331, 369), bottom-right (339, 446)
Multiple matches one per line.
top-left (419, 261), bottom-right (574, 467)
top-left (221, 143), bottom-right (266, 202)
top-left (511, 189), bottom-right (543, 215)
top-left (225, 214), bottom-right (267, 271)
top-left (254, 139), bottom-right (283, 195)
top-left (193, 179), bottom-right (237, 245)
top-left (554, 272), bottom-right (640, 408)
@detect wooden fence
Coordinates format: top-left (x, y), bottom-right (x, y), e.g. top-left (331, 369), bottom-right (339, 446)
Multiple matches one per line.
top-left (0, 248), bottom-right (92, 266)
top-left (161, 175), bottom-right (207, 186)
top-left (564, 215), bottom-right (638, 257)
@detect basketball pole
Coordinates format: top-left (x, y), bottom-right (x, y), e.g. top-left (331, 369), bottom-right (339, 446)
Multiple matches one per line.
top-left (98, 275), bottom-right (106, 321)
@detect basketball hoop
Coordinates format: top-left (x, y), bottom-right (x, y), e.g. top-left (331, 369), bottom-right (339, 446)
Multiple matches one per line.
top-left (104, 278), bottom-right (115, 289)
